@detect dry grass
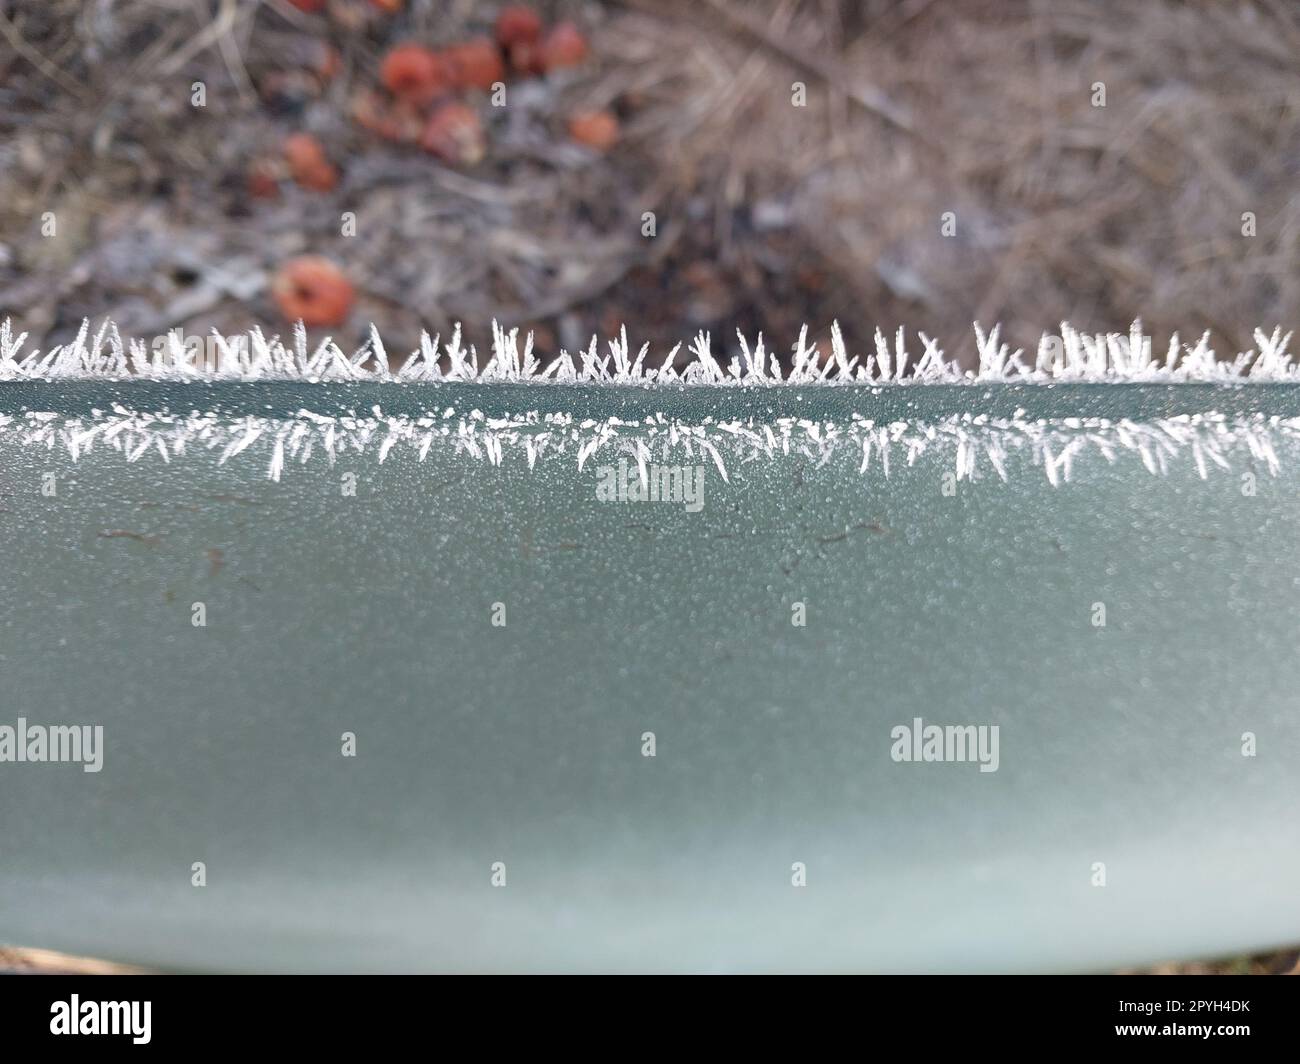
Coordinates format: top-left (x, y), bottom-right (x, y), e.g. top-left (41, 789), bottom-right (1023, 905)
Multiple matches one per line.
top-left (0, 944), bottom-right (145, 974)
top-left (0, 0), bottom-right (1295, 365)
top-left (616, 0), bottom-right (1300, 359)
top-left (1131, 949), bottom-right (1300, 976)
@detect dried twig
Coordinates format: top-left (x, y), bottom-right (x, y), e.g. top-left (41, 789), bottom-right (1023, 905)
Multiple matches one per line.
top-left (696, 0), bottom-right (919, 137)
top-left (0, 8), bottom-right (88, 99)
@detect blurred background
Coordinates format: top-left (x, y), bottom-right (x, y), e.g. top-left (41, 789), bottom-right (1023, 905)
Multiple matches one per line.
top-left (0, 0), bottom-right (1295, 368)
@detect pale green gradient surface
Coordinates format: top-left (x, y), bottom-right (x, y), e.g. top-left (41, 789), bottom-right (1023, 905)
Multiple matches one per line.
top-left (1, 383), bottom-right (1298, 971)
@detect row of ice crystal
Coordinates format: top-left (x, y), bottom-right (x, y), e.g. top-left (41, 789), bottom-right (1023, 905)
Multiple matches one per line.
top-left (1, 402), bottom-right (1289, 487)
top-left (0, 319), bottom-right (1294, 384)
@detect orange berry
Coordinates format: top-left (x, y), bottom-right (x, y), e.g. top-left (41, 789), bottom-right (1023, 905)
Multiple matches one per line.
top-left (421, 102), bottom-right (486, 166)
top-left (507, 38), bottom-right (546, 77)
top-left (271, 257), bottom-right (355, 327)
top-left (286, 0), bottom-right (326, 11)
top-left (443, 38), bottom-right (506, 91)
top-left (300, 160), bottom-right (339, 192)
top-left (314, 42), bottom-right (342, 81)
top-left (495, 5), bottom-right (542, 47)
top-left (370, 0), bottom-right (403, 10)
top-left (543, 21), bottom-right (588, 70)
top-left (284, 132), bottom-right (326, 169)
top-left (283, 133), bottom-right (338, 191)
top-left (380, 43), bottom-right (446, 105)
top-left (247, 161), bottom-right (281, 200)
top-left (568, 109), bottom-right (619, 151)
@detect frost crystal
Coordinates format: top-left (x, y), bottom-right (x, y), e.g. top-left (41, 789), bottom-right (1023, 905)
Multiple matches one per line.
top-left (0, 318), bottom-right (1294, 384)
top-left (2, 319), bottom-right (1297, 485)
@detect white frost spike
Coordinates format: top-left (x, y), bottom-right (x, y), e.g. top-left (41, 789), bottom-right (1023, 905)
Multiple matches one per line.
top-left (830, 323), bottom-right (853, 378)
top-left (699, 439), bottom-right (729, 482)
top-left (893, 327), bottom-right (909, 381)
top-left (975, 323), bottom-right (1024, 379)
top-left (369, 326), bottom-right (389, 379)
top-left (634, 438), bottom-right (650, 491)
top-left (792, 325), bottom-right (812, 380)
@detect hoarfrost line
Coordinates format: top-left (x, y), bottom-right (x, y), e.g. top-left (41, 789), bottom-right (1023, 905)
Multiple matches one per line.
top-left (1, 406), bottom-right (1291, 486)
top-left (0, 319), bottom-right (1295, 384)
